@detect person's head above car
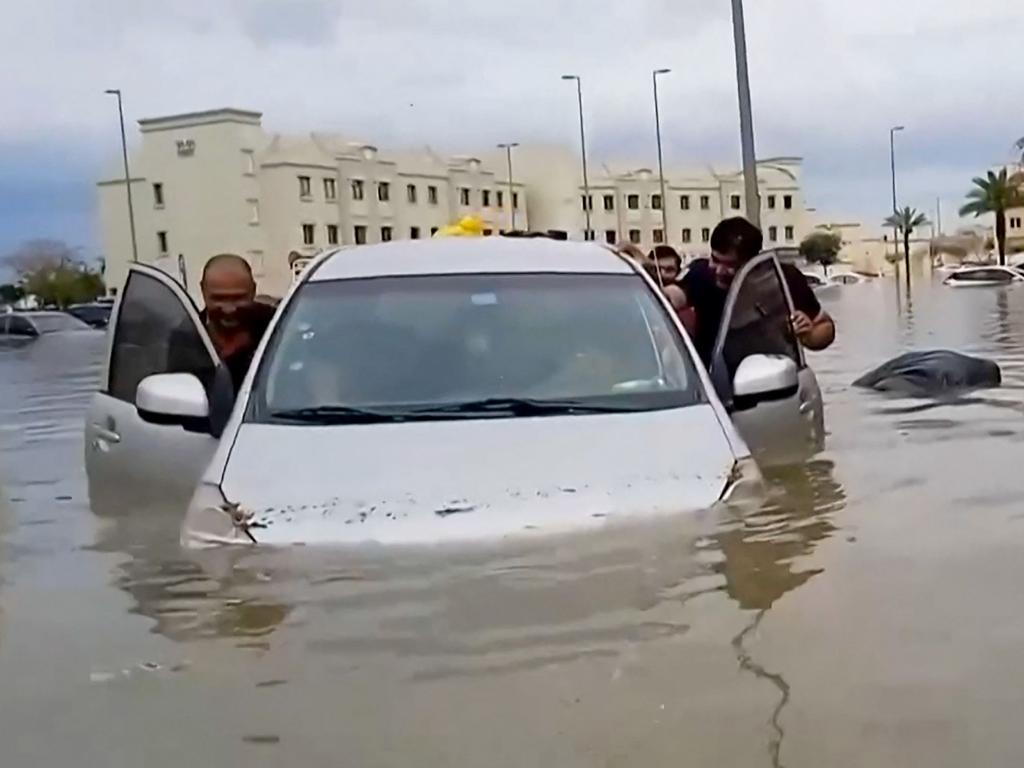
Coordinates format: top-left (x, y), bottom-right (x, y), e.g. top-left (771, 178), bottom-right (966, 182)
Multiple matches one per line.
top-left (709, 217), bottom-right (763, 289)
top-left (649, 245), bottom-right (682, 285)
top-left (200, 254), bottom-right (257, 337)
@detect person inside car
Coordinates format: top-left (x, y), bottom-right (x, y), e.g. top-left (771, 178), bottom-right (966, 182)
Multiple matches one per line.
top-left (674, 217), bottom-right (835, 365)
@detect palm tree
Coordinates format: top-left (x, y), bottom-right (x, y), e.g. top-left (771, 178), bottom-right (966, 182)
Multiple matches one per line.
top-left (959, 169), bottom-right (1024, 265)
top-left (883, 206), bottom-right (929, 284)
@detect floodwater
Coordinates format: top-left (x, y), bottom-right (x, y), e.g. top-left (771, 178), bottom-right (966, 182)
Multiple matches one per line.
top-left (3, 277), bottom-right (1024, 766)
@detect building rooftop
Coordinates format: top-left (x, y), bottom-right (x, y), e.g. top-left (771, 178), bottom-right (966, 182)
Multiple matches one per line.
top-left (311, 237), bottom-right (634, 281)
top-left (138, 107), bottom-right (262, 132)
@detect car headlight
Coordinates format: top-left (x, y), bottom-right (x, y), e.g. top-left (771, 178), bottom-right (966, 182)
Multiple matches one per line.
top-left (718, 457), bottom-right (764, 504)
top-left (180, 482), bottom-right (258, 549)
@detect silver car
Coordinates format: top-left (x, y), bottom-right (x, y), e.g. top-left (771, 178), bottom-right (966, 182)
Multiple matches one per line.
top-left (84, 238), bottom-right (823, 546)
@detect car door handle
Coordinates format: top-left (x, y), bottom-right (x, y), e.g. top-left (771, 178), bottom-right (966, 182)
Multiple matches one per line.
top-left (799, 401), bottom-right (813, 414)
top-left (92, 425), bottom-right (121, 444)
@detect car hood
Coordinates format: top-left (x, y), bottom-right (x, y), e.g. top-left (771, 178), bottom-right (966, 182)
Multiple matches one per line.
top-left (197, 405), bottom-right (740, 546)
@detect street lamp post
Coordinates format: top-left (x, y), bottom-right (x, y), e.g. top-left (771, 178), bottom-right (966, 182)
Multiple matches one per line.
top-left (105, 89), bottom-right (139, 263)
top-left (652, 68), bottom-right (671, 252)
top-left (562, 75), bottom-right (592, 239)
top-left (890, 125), bottom-right (905, 277)
top-left (729, 0), bottom-right (760, 227)
top-left (497, 142), bottom-right (519, 231)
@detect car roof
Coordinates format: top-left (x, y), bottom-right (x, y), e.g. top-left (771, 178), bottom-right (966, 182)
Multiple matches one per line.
top-left (310, 237), bottom-right (636, 282)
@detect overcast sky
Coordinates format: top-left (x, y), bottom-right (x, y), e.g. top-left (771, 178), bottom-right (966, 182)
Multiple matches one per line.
top-left (1, 0), bottom-right (1021, 257)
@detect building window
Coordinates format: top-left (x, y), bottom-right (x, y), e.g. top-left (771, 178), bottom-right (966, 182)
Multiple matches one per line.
top-left (156, 231), bottom-right (168, 255)
top-left (298, 175), bottom-right (312, 199)
top-left (482, 190), bottom-right (491, 207)
top-left (324, 178), bottom-right (337, 201)
top-left (483, 228), bottom-right (493, 236)
top-left (242, 149), bottom-right (256, 176)
top-left (381, 226), bottom-right (393, 242)
top-left (652, 194), bottom-right (663, 211)
top-left (1012, 217), bottom-right (1023, 229)
top-left (378, 181), bottom-right (391, 202)
top-left (460, 187), bottom-right (471, 206)
top-left (768, 225), bottom-right (778, 242)
top-left (351, 179), bottom-right (365, 200)
top-left (784, 195), bottom-right (793, 210)
top-left (302, 223), bottom-right (315, 245)
top-left (512, 192), bottom-right (520, 209)
top-left (680, 195), bottom-right (690, 210)
top-left (701, 227), bottom-right (710, 243)
top-left (428, 185), bottom-right (439, 205)
top-left (581, 194), bottom-right (593, 211)
top-left (681, 228), bottom-right (692, 244)
top-left (605, 230), bottom-right (617, 244)
top-left (430, 226), bottom-right (439, 236)
top-left (354, 225), bottom-right (367, 245)
top-left (785, 225), bottom-right (794, 242)
top-left (583, 230), bottom-right (595, 241)
top-left (326, 224), bottom-right (339, 245)
top-left (410, 226), bottom-right (421, 239)
top-left (497, 190), bottom-right (505, 208)
top-left (152, 182), bottom-right (164, 208)
top-left (730, 194), bottom-right (741, 210)
top-left (248, 199), bottom-right (260, 225)
top-left (653, 228), bottom-right (664, 244)
top-left (629, 229), bottom-right (641, 244)
top-left (768, 195), bottom-right (776, 210)
top-left (407, 184), bottom-right (417, 204)
top-left (604, 194), bottom-right (615, 211)
top-left (700, 195), bottom-right (710, 211)
top-left (627, 194), bottom-right (640, 210)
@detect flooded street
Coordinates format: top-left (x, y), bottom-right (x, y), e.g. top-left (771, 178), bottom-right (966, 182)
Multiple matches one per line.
top-left (4, 277), bottom-right (1024, 766)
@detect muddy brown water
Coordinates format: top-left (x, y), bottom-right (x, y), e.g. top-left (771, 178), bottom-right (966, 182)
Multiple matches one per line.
top-left (3, 278), bottom-right (1024, 767)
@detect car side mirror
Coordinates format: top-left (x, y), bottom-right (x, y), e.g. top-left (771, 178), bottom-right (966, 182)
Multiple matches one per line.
top-left (136, 373), bottom-right (211, 433)
top-left (732, 354), bottom-right (799, 411)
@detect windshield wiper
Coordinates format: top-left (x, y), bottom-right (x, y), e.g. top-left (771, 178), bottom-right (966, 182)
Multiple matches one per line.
top-left (269, 405), bottom-right (408, 424)
top-left (406, 397), bottom-right (636, 418)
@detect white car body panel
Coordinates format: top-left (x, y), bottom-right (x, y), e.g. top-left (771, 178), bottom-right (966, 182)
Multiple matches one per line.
top-left (207, 405), bottom-right (738, 546)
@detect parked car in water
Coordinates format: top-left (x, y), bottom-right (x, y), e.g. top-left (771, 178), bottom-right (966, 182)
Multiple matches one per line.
top-left (85, 239), bottom-right (824, 547)
top-left (1, 310), bottom-right (93, 339)
top-left (66, 302), bottom-right (113, 329)
top-left (830, 272), bottom-right (871, 286)
top-left (944, 266), bottom-right (1023, 287)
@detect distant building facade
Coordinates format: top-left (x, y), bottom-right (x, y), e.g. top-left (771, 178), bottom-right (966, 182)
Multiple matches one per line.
top-left (98, 108), bottom-right (809, 299)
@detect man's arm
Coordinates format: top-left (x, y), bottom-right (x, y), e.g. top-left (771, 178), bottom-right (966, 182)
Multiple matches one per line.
top-left (791, 309), bottom-right (835, 350)
top-left (664, 284), bottom-right (697, 336)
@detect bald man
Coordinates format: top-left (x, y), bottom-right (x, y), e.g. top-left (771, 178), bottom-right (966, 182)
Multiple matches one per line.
top-left (168, 254), bottom-right (276, 392)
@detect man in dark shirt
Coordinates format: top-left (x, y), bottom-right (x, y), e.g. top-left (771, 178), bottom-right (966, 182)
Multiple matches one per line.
top-left (673, 217), bottom-right (835, 364)
top-left (169, 253), bottom-right (276, 392)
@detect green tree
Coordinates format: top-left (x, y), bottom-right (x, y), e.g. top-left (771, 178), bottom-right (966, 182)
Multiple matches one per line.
top-left (883, 206), bottom-right (929, 283)
top-left (4, 239), bottom-right (105, 308)
top-left (0, 283), bottom-right (24, 304)
top-left (799, 231), bottom-right (842, 276)
top-left (959, 169), bottom-right (1024, 265)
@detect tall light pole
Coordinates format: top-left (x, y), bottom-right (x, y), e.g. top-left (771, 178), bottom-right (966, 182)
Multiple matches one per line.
top-left (729, 0), bottom-right (760, 227)
top-left (652, 68), bottom-right (671, 249)
top-left (890, 125), bottom-right (905, 272)
top-left (497, 142), bottom-right (519, 231)
top-left (105, 89), bottom-right (139, 263)
top-left (562, 74), bottom-right (592, 239)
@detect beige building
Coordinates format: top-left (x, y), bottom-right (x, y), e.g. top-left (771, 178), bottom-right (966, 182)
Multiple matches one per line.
top-left (99, 107), bottom-right (809, 299)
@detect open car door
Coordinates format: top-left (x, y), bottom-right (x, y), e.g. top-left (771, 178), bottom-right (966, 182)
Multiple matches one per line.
top-left (85, 264), bottom-right (221, 515)
top-left (709, 253), bottom-right (824, 464)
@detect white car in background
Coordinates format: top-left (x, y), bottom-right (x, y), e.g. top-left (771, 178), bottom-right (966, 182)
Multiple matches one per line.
top-left (944, 266), bottom-right (1024, 287)
top-left (85, 238), bottom-right (823, 547)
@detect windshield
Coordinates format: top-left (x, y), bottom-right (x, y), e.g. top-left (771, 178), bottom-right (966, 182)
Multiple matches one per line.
top-left (29, 313), bottom-right (89, 333)
top-left (248, 273), bottom-right (704, 423)
top-left (951, 269), bottom-right (1012, 282)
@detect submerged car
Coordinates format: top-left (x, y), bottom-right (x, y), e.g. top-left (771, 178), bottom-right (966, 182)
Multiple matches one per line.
top-left (1, 310), bottom-right (93, 339)
top-left (944, 266), bottom-right (1023, 287)
top-left (85, 239), bottom-right (823, 547)
top-left (66, 302), bottom-right (113, 328)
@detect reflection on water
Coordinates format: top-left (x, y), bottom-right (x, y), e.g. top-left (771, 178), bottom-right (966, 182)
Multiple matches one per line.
top-left (6, 279), bottom-right (1024, 765)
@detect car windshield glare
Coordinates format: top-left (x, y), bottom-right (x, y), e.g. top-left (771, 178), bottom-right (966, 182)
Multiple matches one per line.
top-left (248, 273), bottom-right (705, 423)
